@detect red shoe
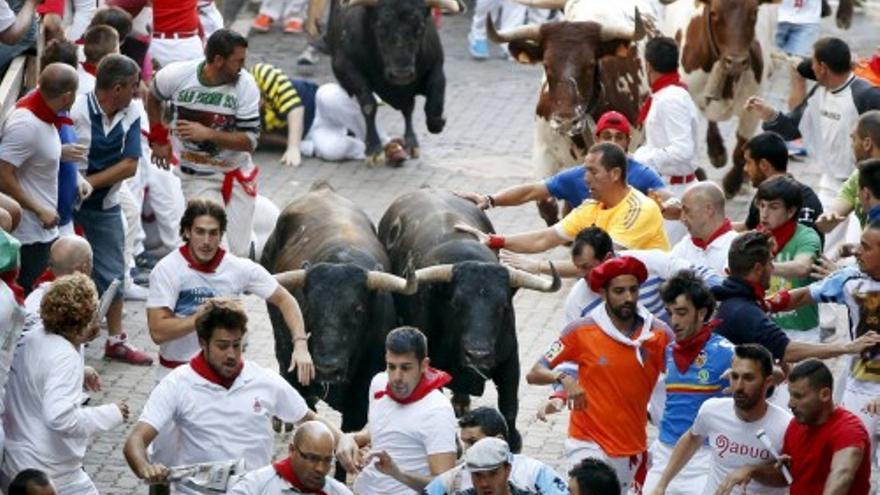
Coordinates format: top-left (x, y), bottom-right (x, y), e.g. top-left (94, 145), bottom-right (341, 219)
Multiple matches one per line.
top-left (251, 14), bottom-right (273, 33)
top-left (283, 17), bottom-right (303, 34)
top-left (104, 334), bottom-right (153, 366)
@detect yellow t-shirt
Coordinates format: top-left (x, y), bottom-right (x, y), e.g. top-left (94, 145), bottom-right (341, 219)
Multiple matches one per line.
top-left (556, 187), bottom-right (670, 250)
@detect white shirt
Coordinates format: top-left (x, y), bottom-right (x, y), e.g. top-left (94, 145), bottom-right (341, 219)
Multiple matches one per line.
top-left (691, 398), bottom-right (792, 495)
top-left (354, 372), bottom-right (458, 495)
top-left (797, 75), bottom-right (862, 181)
top-left (147, 249), bottom-right (279, 362)
top-left (425, 455), bottom-right (567, 494)
top-left (633, 85), bottom-right (700, 177)
top-left (1, 327), bottom-right (123, 481)
top-left (670, 230), bottom-right (737, 274)
top-left (0, 0), bottom-right (15, 33)
top-left (0, 280), bottom-right (26, 461)
top-left (0, 105), bottom-right (62, 244)
top-left (778, 0), bottom-right (821, 24)
top-left (77, 66), bottom-right (96, 95)
top-left (229, 464), bottom-right (353, 495)
top-left (138, 359), bottom-right (309, 492)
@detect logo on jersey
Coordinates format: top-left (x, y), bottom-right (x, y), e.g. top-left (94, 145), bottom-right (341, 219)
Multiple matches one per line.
top-left (544, 341), bottom-right (564, 362)
top-left (694, 350), bottom-right (708, 368)
top-left (697, 369), bottom-right (710, 384)
top-left (253, 397), bottom-right (263, 414)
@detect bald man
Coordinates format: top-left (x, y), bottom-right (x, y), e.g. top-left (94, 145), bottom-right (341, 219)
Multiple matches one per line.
top-left (670, 182), bottom-right (737, 273)
top-left (0, 63), bottom-right (79, 293)
top-left (24, 236), bottom-right (93, 331)
top-left (229, 421), bottom-right (352, 494)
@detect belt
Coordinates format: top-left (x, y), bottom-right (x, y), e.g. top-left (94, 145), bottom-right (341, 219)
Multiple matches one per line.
top-left (668, 174), bottom-right (697, 185)
top-left (152, 30), bottom-right (200, 39)
top-left (159, 355), bottom-right (188, 369)
top-left (221, 166), bottom-right (259, 205)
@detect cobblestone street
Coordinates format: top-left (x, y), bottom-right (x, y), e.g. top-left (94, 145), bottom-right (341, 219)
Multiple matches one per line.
top-left (79, 6), bottom-right (880, 492)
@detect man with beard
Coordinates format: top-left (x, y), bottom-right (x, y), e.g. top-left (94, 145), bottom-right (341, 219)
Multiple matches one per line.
top-left (229, 421), bottom-right (352, 494)
top-left (651, 344), bottom-right (792, 495)
top-left (526, 256), bottom-right (671, 493)
top-left (643, 271), bottom-right (734, 495)
top-left (146, 29), bottom-right (261, 257)
top-left (123, 300), bottom-right (356, 495)
top-left (717, 359), bottom-right (871, 495)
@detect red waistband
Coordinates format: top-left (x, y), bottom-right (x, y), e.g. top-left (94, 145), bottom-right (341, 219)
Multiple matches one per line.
top-left (152, 30), bottom-right (200, 39)
top-left (159, 355), bottom-right (188, 369)
top-left (668, 174), bottom-right (696, 185)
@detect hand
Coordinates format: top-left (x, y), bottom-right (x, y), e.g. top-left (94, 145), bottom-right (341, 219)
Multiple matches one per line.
top-left (335, 433), bottom-right (361, 474)
top-left (83, 366), bottom-right (102, 392)
top-left (846, 331), bottom-right (880, 354)
top-left (536, 396), bottom-right (565, 422)
top-left (151, 143), bottom-right (174, 170)
top-left (77, 175), bottom-right (93, 201)
top-left (838, 243), bottom-right (858, 259)
top-left (455, 191), bottom-right (491, 209)
top-left (811, 255), bottom-right (839, 280)
top-left (864, 398), bottom-right (880, 416)
top-left (744, 96), bottom-right (778, 121)
top-left (368, 451), bottom-right (401, 479)
top-left (36, 205), bottom-right (59, 228)
top-left (61, 143), bottom-right (88, 162)
top-left (715, 466), bottom-right (753, 495)
top-left (659, 196), bottom-right (682, 221)
top-left (280, 147), bottom-right (302, 167)
top-left (453, 223), bottom-right (489, 244)
top-left (289, 342), bottom-right (315, 386)
top-left (139, 463), bottom-right (170, 484)
top-left (815, 212), bottom-right (845, 234)
top-left (176, 120), bottom-right (215, 142)
top-left (559, 375), bottom-right (587, 410)
top-left (117, 401), bottom-right (131, 422)
top-left (499, 250), bottom-right (542, 274)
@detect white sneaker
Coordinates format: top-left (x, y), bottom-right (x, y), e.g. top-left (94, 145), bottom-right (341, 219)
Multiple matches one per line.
top-left (124, 282), bottom-right (149, 301)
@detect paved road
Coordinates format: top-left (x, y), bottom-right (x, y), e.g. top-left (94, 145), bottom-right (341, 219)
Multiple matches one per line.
top-left (80, 7), bottom-right (880, 492)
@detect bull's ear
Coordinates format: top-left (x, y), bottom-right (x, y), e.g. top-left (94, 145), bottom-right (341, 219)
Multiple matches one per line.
top-left (597, 40), bottom-right (631, 59)
top-left (508, 40), bottom-right (543, 65)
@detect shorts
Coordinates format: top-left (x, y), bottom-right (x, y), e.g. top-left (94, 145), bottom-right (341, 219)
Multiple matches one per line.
top-left (643, 440), bottom-right (710, 495)
top-left (150, 36), bottom-right (204, 68)
top-left (565, 438), bottom-right (647, 493)
top-left (74, 206), bottom-right (125, 300)
top-left (775, 22), bottom-right (820, 59)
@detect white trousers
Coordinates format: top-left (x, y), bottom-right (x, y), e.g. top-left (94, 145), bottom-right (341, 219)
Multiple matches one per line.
top-left (198, 2), bottom-right (224, 36)
top-left (119, 178), bottom-right (146, 272)
top-left (150, 36), bottom-right (204, 68)
top-left (176, 169), bottom-right (255, 257)
top-left (258, 0), bottom-right (306, 21)
top-left (140, 161), bottom-right (186, 257)
top-left (565, 438), bottom-right (646, 494)
top-left (643, 440), bottom-right (710, 495)
top-left (301, 83), bottom-right (389, 162)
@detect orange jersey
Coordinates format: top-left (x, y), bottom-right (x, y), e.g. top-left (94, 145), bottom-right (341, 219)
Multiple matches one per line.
top-left (543, 309), bottom-right (669, 456)
top-left (854, 57), bottom-right (880, 87)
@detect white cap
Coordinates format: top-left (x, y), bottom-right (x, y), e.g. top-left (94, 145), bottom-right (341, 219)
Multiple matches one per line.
top-left (464, 437), bottom-right (513, 472)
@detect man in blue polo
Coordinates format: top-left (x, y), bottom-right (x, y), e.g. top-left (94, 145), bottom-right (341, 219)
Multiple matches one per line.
top-left (71, 53), bottom-right (152, 366)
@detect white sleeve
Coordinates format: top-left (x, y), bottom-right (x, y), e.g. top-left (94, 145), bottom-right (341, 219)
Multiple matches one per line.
top-left (152, 63), bottom-right (183, 102)
top-left (42, 352), bottom-right (124, 438)
top-left (227, 472), bottom-right (262, 495)
top-left (147, 259), bottom-right (180, 309)
top-left (632, 95), bottom-right (696, 172)
top-left (139, 374), bottom-right (180, 433)
top-left (235, 75), bottom-right (261, 148)
top-left (689, 400), bottom-right (713, 438)
top-left (244, 260), bottom-right (280, 300)
top-left (420, 399), bottom-right (458, 455)
top-left (66, 0), bottom-right (96, 40)
top-left (269, 373), bottom-right (309, 424)
top-left (70, 96), bottom-right (91, 169)
top-left (0, 0), bottom-right (15, 33)
top-left (0, 114), bottom-right (35, 167)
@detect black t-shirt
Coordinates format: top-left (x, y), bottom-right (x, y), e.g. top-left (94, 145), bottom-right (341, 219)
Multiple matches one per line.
top-left (745, 177), bottom-right (824, 244)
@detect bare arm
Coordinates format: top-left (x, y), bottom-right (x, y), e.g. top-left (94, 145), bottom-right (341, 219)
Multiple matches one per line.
top-left (492, 182), bottom-right (553, 207)
top-left (816, 199), bottom-right (854, 234)
top-left (0, 0), bottom-right (36, 45)
top-left (823, 447), bottom-right (865, 495)
top-left (0, 162), bottom-right (52, 219)
top-left (772, 253), bottom-right (815, 279)
top-left (280, 107), bottom-right (305, 166)
top-left (503, 227), bottom-right (567, 253)
top-left (176, 120), bottom-right (255, 152)
top-left (499, 251), bottom-right (580, 277)
top-left (84, 158), bottom-right (137, 190)
top-left (783, 332), bottom-right (880, 363)
top-left (146, 307), bottom-right (199, 344)
top-left (650, 430), bottom-right (704, 493)
top-left (267, 286), bottom-right (314, 385)
top-left (123, 422), bottom-right (169, 483)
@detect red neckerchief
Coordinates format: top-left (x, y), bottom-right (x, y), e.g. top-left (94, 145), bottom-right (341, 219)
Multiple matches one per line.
top-left (672, 320), bottom-right (718, 373)
top-left (33, 268), bottom-right (56, 288)
top-left (179, 245), bottom-right (225, 274)
top-left (80, 62), bottom-right (97, 76)
top-left (0, 270), bottom-right (24, 305)
top-left (637, 73), bottom-right (688, 125)
top-left (273, 457), bottom-right (327, 495)
top-left (758, 217), bottom-right (797, 256)
top-left (870, 54), bottom-right (880, 75)
top-left (374, 367), bottom-right (452, 405)
top-left (691, 219), bottom-right (732, 250)
top-left (15, 90), bottom-right (73, 129)
top-left (745, 278), bottom-right (770, 312)
top-left (189, 352), bottom-right (242, 389)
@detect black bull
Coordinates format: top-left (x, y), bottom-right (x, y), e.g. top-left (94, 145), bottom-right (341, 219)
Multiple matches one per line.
top-left (259, 186), bottom-right (415, 448)
top-left (378, 190), bottom-right (560, 452)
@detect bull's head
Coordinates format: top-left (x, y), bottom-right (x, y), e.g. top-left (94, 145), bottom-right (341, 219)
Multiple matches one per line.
top-left (276, 263), bottom-right (417, 384)
top-left (416, 262), bottom-right (560, 378)
top-left (343, 0), bottom-right (460, 85)
top-left (693, 0), bottom-right (777, 76)
top-left (488, 9), bottom-right (645, 137)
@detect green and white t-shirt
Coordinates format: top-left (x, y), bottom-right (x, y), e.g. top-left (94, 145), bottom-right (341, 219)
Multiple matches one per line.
top-left (152, 59), bottom-right (261, 174)
top-left (839, 170), bottom-right (867, 227)
top-left (770, 223), bottom-right (821, 331)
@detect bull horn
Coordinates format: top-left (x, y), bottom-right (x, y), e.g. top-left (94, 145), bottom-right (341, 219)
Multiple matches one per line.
top-left (415, 264), bottom-right (455, 284)
top-left (342, 0), bottom-right (379, 7)
top-left (506, 262), bottom-right (561, 293)
top-left (366, 270), bottom-right (418, 295)
top-left (274, 269), bottom-right (307, 289)
top-left (425, 0), bottom-right (460, 13)
top-left (599, 7), bottom-right (646, 42)
top-left (487, 14), bottom-right (541, 45)
top-left (511, 0), bottom-right (565, 7)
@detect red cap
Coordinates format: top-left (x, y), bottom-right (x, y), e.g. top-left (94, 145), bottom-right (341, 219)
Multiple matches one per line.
top-left (594, 111), bottom-right (632, 138)
top-left (588, 256), bottom-right (648, 293)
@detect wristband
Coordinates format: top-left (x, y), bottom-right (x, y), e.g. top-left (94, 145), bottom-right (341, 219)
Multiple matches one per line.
top-left (149, 122), bottom-right (170, 145)
top-left (549, 390), bottom-right (568, 401)
top-left (766, 289), bottom-right (791, 313)
top-left (487, 234), bottom-right (506, 250)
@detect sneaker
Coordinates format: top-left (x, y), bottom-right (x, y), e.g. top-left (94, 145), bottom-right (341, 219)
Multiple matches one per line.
top-left (469, 36), bottom-right (489, 60)
top-left (297, 45), bottom-right (321, 66)
top-left (284, 17), bottom-right (303, 33)
top-left (131, 267), bottom-right (150, 287)
top-left (105, 335), bottom-right (153, 365)
top-left (135, 252), bottom-right (159, 270)
top-left (124, 281), bottom-right (149, 301)
top-left (251, 14), bottom-right (273, 33)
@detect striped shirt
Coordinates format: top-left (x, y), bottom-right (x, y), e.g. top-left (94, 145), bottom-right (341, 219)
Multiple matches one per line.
top-left (250, 63), bottom-right (317, 136)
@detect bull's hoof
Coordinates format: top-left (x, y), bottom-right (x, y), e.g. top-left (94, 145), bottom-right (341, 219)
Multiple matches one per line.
top-left (452, 400), bottom-right (471, 418)
top-left (365, 152), bottom-right (385, 168)
top-left (709, 150), bottom-right (728, 168)
top-left (508, 429), bottom-right (523, 454)
top-left (722, 167), bottom-right (745, 199)
top-left (408, 146), bottom-right (420, 159)
top-left (427, 116), bottom-right (445, 134)
top-left (695, 167), bottom-right (707, 181)
top-left (272, 416), bottom-right (282, 433)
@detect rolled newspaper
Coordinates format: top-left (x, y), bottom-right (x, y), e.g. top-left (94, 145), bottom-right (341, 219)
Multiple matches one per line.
top-left (755, 429), bottom-right (793, 485)
top-left (148, 459), bottom-right (246, 493)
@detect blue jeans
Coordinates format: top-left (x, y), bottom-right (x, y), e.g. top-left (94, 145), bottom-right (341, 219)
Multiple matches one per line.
top-left (776, 22), bottom-right (820, 58)
top-left (74, 206), bottom-right (125, 301)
